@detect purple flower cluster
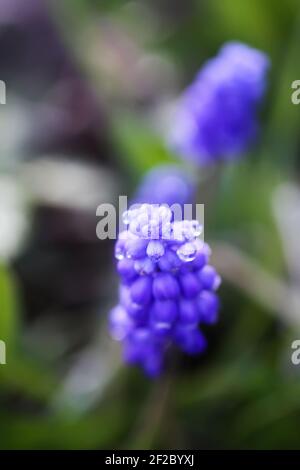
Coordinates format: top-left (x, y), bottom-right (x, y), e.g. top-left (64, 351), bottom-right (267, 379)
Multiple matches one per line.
top-left (170, 41), bottom-right (270, 164)
top-left (134, 165), bottom-right (196, 209)
top-left (109, 204), bottom-right (221, 377)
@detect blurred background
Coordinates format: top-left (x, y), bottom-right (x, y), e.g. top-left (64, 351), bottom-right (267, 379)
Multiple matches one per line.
top-left (1, 0), bottom-right (300, 449)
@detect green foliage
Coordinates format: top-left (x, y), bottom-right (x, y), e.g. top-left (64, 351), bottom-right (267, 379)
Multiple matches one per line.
top-left (112, 113), bottom-right (173, 183)
top-left (1, 0), bottom-right (300, 451)
top-left (0, 265), bottom-right (18, 350)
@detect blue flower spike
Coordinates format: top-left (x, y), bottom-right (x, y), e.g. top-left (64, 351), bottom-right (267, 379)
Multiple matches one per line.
top-left (109, 204), bottom-right (221, 377)
top-left (170, 42), bottom-right (270, 164)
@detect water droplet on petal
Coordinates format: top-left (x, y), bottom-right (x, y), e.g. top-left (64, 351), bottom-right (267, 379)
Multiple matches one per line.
top-left (147, 240), bottom-right (165, 261)
top-left (192, 220), bottom-right (202, 237)
top-left (177, 242), bottom-right (197, 262)
top-left (122, 210), bottom-right (132, 225)
top-left (129, 219), bottom-right (141, 236)
top-left (115, 241), bottom-right (126, 260)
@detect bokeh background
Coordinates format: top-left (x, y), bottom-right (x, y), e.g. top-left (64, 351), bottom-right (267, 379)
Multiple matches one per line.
top-left (1, 0), bottom-right (300, 449)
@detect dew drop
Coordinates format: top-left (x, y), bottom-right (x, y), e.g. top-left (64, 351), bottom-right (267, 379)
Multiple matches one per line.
top-left (147, 240), bottom-right (165, 261)
top-left (177, 242), bottom-right (197, 262)
top-left (192, 221), bottom-right (202, 237)
top-left (122, 210), bottom-right (131, 225)
top-left (115, 245), bottom-right (126, 260)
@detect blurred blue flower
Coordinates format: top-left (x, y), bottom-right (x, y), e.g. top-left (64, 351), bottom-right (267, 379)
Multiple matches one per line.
top-left (170, 42), bottom-right (270, 164)
top-left (134, 165), bottom-right (196, 208)
top-left (109, 204), bottom-right (221, 377)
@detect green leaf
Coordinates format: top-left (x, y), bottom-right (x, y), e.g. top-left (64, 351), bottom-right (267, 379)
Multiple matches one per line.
top-left (0, 264), bottom-right (18, 351)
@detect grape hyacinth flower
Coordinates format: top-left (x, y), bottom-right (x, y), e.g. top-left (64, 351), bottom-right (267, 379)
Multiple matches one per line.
top-left (134, 165), bottom-right (196, 209)
top-left (109, 204), bottom-right (221, 377)
top-left (170, 41), bottom-right (270, 164)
